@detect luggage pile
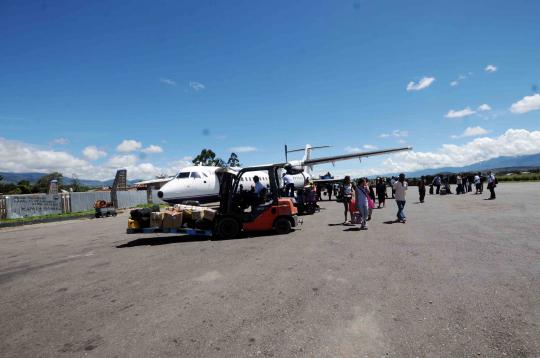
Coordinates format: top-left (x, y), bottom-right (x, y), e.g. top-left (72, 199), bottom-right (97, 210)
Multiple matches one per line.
top-left (128, 204), bottom-right (217, 231)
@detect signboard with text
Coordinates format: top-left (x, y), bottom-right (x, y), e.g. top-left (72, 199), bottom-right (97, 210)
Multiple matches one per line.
top-left (5, 195), bottom-right (62, 219)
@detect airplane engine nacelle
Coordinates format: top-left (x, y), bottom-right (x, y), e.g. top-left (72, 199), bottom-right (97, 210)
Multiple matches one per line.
top-left (284, 163), bottom-right (304, 175)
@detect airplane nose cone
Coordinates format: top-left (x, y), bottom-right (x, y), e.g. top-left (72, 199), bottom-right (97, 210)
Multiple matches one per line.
top-left (157, 191), bottom-right (164, 199)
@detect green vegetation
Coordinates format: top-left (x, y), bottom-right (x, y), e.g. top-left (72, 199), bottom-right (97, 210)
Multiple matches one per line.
top-left (192, 149), bottom-right (225, 166)
top-left (497, 173), bottom-right (540, 182)
top-left (0, 172), bottom-right (92, 194)
top-left (0, 210), bottom-right (95, 224)
top-left (227, 152), bottom-right (241, 167)
top-left (136, 203), bottom-right (168, 208)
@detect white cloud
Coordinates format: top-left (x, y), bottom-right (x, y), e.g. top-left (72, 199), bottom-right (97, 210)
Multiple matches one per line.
top-left (510, 93), bottom-right (540, 114)
top-left (346, 145), bottom-right (377, 153)
top-left (160, 78), bottom-right (177, 86)
top-left (141, 145), bottom-right (163, 154)
top-left (83, 146), bottom-right (107, 160)
top-left (392, 129), bottom-right (408, 137)
top-left (230, 146), bottom-right (257, 153)
top-left (380, 129), bottom-right (540, 173)
top-left (107, 155), bottom-right (138, 168)
top-left (51, 137), bottom-right (69, 145)
top-left (445, 107), bottom-right (476, 119)
top-left (345, 146), bottom-right (361, 153)
top-left (331, 129), bottom-right (540, 177)
top-left (379, 130), bottom-right (408, 139)
top-left (169, 156), bottom-right (194, 170)
top-left (189, 81), bottom-right (205, 92)
top-left (451, 126), bottom-right (489, 139)
top-left (484, 64), bottom-right (497, 73)
top-left (0, 137), bottom-right (91, 174)
top-left (117, 139), bottom-right (142, 152)
top-left (0, 137), bottom-right (169, 180)
top-left (406, 76), bottom-right (435, 91)
top-left (450, 81), bottom-right (459, 87)
top-left (477, 104), bottom-right (492, 112)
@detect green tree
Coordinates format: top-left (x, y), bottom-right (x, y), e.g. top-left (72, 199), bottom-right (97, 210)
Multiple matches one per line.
top-left (33, 172), bottom-right (63, 193)
top-left (192, 149), bottom-right (225, 167)
top-left (70, 174), bottom-right (81, 192)
top-left (17, 180), bottom-right (32, 194)
top-left (227, 152), bottom-right (241, 167)
top-left (0, 175), bottom-right (4, 181)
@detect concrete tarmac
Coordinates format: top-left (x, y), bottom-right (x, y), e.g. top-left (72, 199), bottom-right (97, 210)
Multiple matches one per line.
top-left (1, 183), bottom-right (539, 357)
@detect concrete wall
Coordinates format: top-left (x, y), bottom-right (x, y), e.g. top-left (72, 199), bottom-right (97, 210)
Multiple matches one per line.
top-left (1, 190), bottom-right (167, 219)
top-left (4, 194), bottom-right (63, 219)
top-left (116, 191), bottom-right (148, 209)
top-left (70, 192), bottom-right (111, 213)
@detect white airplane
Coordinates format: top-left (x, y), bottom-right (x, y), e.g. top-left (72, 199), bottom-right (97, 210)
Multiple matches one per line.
top-left (157, 145), bottom-right (411, 204)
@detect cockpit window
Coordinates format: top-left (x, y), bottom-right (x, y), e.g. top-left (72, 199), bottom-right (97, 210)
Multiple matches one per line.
top-left (177, 172), bottom-right (190, 179)
top-left (190, 172), bottom-right (202, 179)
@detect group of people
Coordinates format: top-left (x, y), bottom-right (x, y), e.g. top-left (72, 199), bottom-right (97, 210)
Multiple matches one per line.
top-left (340, 173), bottom-right (408, 229)
top-left (277, 169), bottom-right (499, 232)
top-left (429, 171), bottom-right (497, 200)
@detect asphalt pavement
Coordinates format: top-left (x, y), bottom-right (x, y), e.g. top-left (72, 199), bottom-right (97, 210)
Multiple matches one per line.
top-left (1, 182), bottom-right (539, 357)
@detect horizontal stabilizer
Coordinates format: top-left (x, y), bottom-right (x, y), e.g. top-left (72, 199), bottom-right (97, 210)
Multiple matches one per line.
top-left (302, 146), bottom-right (412, 166)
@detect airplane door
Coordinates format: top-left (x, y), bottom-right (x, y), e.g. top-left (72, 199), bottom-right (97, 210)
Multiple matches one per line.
top-left (190, 171), bottom-right (212, 199)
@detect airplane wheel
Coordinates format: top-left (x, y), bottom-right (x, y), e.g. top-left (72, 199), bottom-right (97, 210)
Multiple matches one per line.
top-left (216, 217), bottom-right (240, 240)
top-left (274, 217), bottom-right (292, 235)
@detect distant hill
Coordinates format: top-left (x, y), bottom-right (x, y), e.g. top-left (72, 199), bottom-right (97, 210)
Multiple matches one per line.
top-left (0, 172), bottom-right (141, 187)
top-left (393, 153), bottom-right (540, 177)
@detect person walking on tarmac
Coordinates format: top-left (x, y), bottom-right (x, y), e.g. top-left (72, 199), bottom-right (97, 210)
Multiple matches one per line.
top-left (355, 178), bottom-right (369, 230)
top-left (340, 176), bottom-right (354, 224)
top-left (376, 178), bottom-right (386, 208)
top-left (393, 173), bottom-right (408, 223)
top-left (432, 175), bottom-right (442, 194)
top-left (487, 171), bottom-right (497, 200)
top-left (418, 176), bottom-right (426, 203)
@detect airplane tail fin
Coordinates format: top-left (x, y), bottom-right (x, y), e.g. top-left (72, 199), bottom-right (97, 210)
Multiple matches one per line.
top-left (285, 144), bottom-right (330, 163)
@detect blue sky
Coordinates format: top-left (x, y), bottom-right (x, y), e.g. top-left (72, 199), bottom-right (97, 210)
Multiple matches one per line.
top-left (1, 0), bottom-right (540, 179)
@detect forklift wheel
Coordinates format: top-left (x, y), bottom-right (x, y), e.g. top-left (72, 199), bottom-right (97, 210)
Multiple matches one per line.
top-left (216, 217), bottom-right (240, 240)
top-left (274, 217), bottom-right (292, 235)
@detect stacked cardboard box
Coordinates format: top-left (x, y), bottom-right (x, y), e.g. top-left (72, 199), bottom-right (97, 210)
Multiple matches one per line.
top-left (150, 212), bottom-right (164, 228)
top-left (162, 212), bottom-right (183, 229)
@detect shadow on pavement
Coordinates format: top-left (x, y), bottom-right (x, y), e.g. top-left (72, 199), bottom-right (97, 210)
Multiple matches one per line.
top-left (328, 222), bottom-right (356, 226)
top-left (116, 229), bottom-right (291, 248)
top-left (343, 227), bottom-right (361, 231)
top-left (116, 235), bottom-right (210, 247)
top-left (383, 220), bottom-right (400, 224)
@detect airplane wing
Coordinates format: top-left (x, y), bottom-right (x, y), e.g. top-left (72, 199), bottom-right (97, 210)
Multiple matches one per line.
top-left (302, 146), bottom-right (412, 166)
top-left (240, 146), bottom-right (412, 173)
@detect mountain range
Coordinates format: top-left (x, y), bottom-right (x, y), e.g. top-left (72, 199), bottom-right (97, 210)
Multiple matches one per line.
top-left (2, 153), bottom-right (540, 185)
top-left (385, 153), bottom-right (540, 177)
top-left (0, 172), bottom-right (141, 187)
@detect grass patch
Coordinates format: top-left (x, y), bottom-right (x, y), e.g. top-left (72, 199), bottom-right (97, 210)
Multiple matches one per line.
top-left (497, 173), bottom-right (540, 182)
top-left (0, 210), bottom-right (95, 224)
top-left (136, 203), bottom-right (168, 209)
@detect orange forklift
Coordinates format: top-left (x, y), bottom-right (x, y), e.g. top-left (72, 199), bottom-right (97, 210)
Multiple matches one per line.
top-left (213, 164), bottom-right (300, 239)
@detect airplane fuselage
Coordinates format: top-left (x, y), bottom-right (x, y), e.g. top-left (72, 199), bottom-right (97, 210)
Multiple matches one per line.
top-left (157, 166), bottom-right (309, 204)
